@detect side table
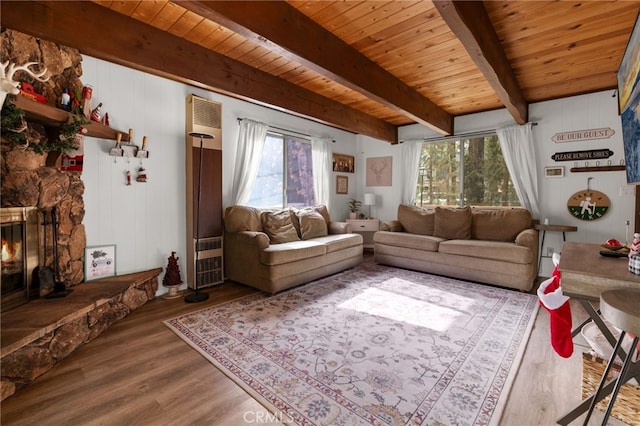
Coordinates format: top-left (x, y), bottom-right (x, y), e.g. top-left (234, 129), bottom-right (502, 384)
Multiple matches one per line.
top-left (534, 223), bottom-right (578, 275)
top-left (346, 219), bottom-right (379, 249)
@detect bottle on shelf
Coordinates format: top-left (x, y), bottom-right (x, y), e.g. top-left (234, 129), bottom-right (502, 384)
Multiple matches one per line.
top-left (81, 85), bottom-right (93, 119)
top-left (60, 88), bottom-right (71, 111)
top-left (90, 103), bottom-right (103, 123)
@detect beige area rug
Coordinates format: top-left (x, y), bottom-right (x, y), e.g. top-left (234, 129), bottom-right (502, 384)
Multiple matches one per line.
top-left (164, 262), bottom-right (539, 425)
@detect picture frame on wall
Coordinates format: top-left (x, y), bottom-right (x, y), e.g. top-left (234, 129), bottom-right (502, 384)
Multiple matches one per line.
top-left (618, 12), bottom-right (640, 183)
top-left (84, 244), bottom-right (116, 281)
top-left (544, 166), bottom-right (564, 178)
top-left (336, 175), bottom-right (348, 194)
top-left (366, 156), bottom-right (393, 186)
top-left (333, 153), bottom-right (355, 173)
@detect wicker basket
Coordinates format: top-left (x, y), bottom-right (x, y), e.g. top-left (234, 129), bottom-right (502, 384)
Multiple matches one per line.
top-left (581, 352), bottom-right (640, 426)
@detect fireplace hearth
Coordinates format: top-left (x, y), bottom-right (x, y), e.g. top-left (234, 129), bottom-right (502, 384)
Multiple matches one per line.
top-left (1, 207), bottom-right (39, 312)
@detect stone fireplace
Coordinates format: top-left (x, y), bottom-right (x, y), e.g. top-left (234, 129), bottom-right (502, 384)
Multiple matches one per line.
top-left (1, 29), bottom-right (87, 307)
top-left (1, 30), bottom-right (164, 400)
top-left (1, 151), bottom-right (88, 306)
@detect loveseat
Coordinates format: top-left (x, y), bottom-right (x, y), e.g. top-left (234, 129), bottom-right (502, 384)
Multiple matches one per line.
top-left (373, 205), bottom-right (539, 291)
top-left (224, 205), bottom-right (363, 293)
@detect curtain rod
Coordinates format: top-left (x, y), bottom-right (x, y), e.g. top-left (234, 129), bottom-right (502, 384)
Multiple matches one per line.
top-left (237, 118), bottom-right (335, 143)
top-left (400, 122), bottom-right (538, 144)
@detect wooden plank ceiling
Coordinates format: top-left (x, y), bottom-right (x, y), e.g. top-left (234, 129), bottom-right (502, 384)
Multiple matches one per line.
top-left (1, 1), bottom-right (638, 143)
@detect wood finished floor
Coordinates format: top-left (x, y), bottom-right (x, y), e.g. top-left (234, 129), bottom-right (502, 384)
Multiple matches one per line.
top-left (1, 258), bottom-right (628, 425)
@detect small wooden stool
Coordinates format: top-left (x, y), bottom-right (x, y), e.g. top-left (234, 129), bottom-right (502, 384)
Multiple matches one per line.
top-left (583, 289), bottom-right (640, 425)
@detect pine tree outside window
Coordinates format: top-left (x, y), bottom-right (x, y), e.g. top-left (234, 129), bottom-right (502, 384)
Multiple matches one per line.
top-left (247, 133), bottom-right (316, 208)
top-left (415, 135), bottom-right (520, 208)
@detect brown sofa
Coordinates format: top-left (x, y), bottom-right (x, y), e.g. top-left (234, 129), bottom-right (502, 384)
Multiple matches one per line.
top-left (224, 205), bottom-right (363, 293)
top-left (374, 205), bottom-right (539, 291)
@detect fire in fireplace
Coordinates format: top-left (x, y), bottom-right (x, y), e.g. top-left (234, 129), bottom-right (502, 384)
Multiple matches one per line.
top-left (1, 207), bottom-right (39, 312)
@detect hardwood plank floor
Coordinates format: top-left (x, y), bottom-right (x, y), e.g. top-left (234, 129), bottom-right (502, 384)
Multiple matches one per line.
top-left (1, 262), bottom-right (628, 425)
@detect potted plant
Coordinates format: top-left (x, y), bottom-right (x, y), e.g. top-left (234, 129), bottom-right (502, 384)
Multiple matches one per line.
top-left (348, 198), bottom-right (362, 219)
top-left (1, 96), bottom-right (88, 164)
top-left (162, 251), bottom-right (183, 299)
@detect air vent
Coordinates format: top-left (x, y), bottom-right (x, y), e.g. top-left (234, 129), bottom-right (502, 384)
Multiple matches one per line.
top-left (189, 236), bottom-right (223, 289)
top-left (186, 94), bottom-right (221, 137)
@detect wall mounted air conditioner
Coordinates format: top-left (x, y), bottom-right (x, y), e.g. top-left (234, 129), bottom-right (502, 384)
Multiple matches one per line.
top-left (185, 94), bottom-right (223, 290)
top-left (186, 94), bottom-right (222, 140)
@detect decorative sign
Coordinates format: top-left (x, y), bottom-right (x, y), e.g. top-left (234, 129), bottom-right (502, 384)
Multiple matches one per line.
top-left (551, 127), bottom-right (615, 143)
top-left (366, 156), bottom-right (393, 186)
top-left (551, 149), bottom-right (613, 162)
top-left (84, 244), bottom-right (117, 281)
top-left (566, 189), bottom-right (610, 221)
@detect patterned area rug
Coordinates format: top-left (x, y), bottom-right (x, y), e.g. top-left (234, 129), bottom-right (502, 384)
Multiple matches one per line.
top-left (165, 263), bottom-right (538, 425)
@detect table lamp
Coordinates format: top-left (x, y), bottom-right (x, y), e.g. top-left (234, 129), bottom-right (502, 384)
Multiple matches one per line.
top-left (364, 193), bottom-right (376, 219)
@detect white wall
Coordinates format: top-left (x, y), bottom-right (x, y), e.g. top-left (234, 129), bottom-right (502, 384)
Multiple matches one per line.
top-left (531, 92), bottom-right (636, 274)
top-left (80, 55), bottom-right (636, 288)
top-left (80, 55), bottom-right (358, 294)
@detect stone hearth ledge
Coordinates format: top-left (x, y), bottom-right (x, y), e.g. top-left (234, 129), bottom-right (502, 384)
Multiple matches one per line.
top-left (0, 268), bottom-right (162, 401)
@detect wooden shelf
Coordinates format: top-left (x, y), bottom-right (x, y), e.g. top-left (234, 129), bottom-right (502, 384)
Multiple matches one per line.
top-left (11, 95), bottom-right (129, 142)
top-left (570, 165), bottom-right (626, 173)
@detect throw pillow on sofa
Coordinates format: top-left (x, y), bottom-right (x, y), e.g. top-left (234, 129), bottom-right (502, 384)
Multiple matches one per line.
top-left (224, 205), bottom-right (263, 233)
top-left (433, 206), bottom-right (472, 239)
top-left (397, 204), bottom-right (434, 235)
top-left (471, 208), bottom-right (532, 242)
top-left (261, 210), bottom-right (300, 243)
top-left (290, 205), bottom-right (331, 237)
top-left (297, 210), bottom-right (328, 240)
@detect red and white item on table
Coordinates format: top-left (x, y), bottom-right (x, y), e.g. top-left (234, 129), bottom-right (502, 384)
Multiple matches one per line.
top-left (537, 253), bottom-right (574, 358)
top-left (629, 233), bottom-right (640, 275)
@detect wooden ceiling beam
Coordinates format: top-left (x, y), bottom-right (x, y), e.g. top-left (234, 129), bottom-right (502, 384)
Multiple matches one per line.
top-left (179, 0), bottom-right (453, 135)
top-left (434, 0), bottom-right (528, 124)
top-left (0, 1), bottom-right (397, 143)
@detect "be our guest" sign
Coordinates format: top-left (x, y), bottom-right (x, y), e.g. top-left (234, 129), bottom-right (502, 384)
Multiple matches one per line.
top-left (551, 127), bottom-right (615, 143)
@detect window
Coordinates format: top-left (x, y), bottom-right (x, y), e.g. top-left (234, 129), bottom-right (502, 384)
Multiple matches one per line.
top-left (415, 134), bottom-right (520, 207)
top-left (247, 133), bottom-right (316, 208)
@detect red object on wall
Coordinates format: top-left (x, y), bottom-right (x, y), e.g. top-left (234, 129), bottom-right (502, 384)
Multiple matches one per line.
top-left (59, 134), bottom-right (84, 172)
top-left (60, 155), bottom-right (84, 172)
top-left (18, 83), bottom-right (47, 104)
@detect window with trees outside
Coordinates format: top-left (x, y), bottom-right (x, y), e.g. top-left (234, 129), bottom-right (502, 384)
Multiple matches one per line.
top-left (247, 132), bottom-right (316, 208)
top-left (415, 134), bottom-right (520, 207)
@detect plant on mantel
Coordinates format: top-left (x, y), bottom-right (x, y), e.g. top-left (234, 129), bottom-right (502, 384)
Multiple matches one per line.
top-left (40, 113), bottom-right (88, 154)
top-left (1, 96), bottom-right (87, 156)
top-left (0, 97), bottom-right (27, 145)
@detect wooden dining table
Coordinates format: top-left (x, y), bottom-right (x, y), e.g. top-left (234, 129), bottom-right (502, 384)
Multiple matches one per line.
top-left (556, 242), bottom-right (640, 425)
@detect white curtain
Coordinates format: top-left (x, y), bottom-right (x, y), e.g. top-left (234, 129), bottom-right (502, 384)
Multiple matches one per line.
top-left (311, 137), bottom-right (332, 209)
top-left (496, 123), bottom-right (541, 219)
top-left (400, 139), bottom-right (424, 205)
top-left (230, 118), bottom-right (269, 205)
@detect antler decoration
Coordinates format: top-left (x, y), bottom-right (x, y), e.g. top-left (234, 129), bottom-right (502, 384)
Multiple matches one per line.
top-left (0, 61), bottom-right (49, 110)
top-left (370, 158), bottom-right (389, 184)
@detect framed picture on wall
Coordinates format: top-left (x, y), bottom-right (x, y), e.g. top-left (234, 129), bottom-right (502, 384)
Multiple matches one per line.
top-left (544, 166), bottom-right (564, 178)
top-left (333, 153), bottom-right (355, 173)
top-left (618, 12), bottom-right (640, 183)
top-left (366, 156), bottom-right (393, 186)
top-left (336, 175), bottom-right (348, 194)
top-left (85, 244), bottom-right (116, 281)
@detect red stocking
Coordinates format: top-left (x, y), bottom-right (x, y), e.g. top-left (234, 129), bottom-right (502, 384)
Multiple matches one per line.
top-left (537, 258), bottom-right (574, 358)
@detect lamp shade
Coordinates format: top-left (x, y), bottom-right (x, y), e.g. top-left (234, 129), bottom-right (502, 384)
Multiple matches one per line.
top-left (188, 131), bottom-right (215, 139)
top-left (364, 193), bottom-right (376, 206)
